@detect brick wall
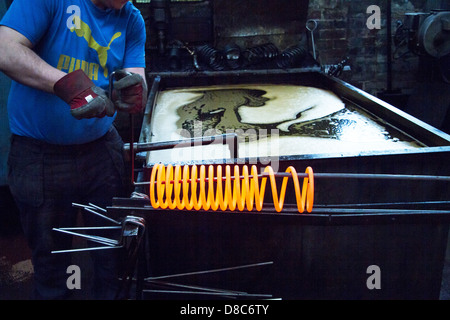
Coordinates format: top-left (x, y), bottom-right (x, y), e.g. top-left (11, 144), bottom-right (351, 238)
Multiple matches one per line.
top-left (307, 0), bottom-right (425, 96)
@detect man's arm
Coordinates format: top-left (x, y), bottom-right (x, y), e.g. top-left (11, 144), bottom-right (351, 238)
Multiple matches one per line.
top-left (0, 26), bottom-right (116, 118)
top-left (0, 26), bottom-right (66, 93)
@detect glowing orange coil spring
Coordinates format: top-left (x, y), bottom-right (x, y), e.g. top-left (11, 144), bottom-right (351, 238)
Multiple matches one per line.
top-left (149, 164), bottom-right (314, 213)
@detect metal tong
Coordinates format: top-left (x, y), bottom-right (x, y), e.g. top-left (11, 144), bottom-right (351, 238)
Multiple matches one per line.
top-left (306, 19), bottom-right (318, 60)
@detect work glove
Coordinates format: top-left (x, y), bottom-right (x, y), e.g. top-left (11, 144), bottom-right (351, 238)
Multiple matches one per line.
top-left (111, 70), bottom-right (148, 114)
top-left (54, 69), bottom-right (115, 120)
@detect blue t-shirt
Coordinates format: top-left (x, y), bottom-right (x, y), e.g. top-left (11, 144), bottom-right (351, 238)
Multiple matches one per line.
top-left (0, 0), bottom-right (146, 144)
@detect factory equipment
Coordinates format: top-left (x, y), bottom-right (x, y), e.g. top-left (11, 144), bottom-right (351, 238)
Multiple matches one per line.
top-left (53, 1), bottom-right (450, 300)
top-left (398, 10), bottom-right (450, 59)
top-left (393, 7), bottom-right (450, 134)
top-left (55, 69), bottom-right (450, 300)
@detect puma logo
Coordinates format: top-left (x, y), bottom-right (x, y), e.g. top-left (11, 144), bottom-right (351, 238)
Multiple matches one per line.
top-left (69, 17), bottom-right (121, 78)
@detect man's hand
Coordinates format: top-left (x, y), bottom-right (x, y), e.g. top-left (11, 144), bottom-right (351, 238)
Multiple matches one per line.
top-left (111, 70), bottom-right (148, 114)
top-left (53, 69), bottom-right (115, 119)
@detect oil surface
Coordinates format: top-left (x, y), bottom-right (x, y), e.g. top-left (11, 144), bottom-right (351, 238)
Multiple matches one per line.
top-left (148, 84), bottom-right (424, 163)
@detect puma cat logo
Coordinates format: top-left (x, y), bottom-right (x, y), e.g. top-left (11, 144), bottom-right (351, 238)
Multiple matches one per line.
top-left (69, 17), bottom-right (121, 78)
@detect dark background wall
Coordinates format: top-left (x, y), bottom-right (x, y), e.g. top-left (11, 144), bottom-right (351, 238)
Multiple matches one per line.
top-left (307, 0), bottom-right (429, 96)
top-left (137, 1), bottom-right (446, 92)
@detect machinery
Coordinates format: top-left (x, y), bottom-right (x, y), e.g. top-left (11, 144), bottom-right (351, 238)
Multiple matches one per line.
top-left (53, 0), bottom-right (450, 300)
top-left (55, 69), bottom-right (450, 300)
top-left (399, 10), bottom-right (450, 59)
top-left (393, 6), bottom-right (450, 133)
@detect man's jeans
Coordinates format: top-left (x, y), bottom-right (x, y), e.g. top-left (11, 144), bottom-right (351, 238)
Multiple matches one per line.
top-left (7, 127), bottom-right (126, 299)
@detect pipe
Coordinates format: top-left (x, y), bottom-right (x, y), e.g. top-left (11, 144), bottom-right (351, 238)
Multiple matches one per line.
top-left (135, 171), bottom-right (450, 185)
top-left (124, 133), bottom-right (239, 159)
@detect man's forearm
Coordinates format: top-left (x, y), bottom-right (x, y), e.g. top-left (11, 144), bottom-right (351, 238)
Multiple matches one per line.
top-left (0, 27), bottom-right (65, 93)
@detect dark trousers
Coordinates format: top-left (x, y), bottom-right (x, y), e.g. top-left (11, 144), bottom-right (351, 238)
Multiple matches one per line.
top-left (7, 127), bottom-right (126, 300)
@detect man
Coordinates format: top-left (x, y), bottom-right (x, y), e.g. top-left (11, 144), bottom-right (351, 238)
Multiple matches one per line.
top-left (0, 0), bottom-right (147, 299)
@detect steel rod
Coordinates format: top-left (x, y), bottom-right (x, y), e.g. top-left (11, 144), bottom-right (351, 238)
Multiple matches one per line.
top-left (58, 226), bottom-right (122, 230)
top-left (315, 200), bottom-right (450, 208)
top-left (73, 203), bottom-right (121, 225)
top-left (88, 202), bottom-right (107, 213)
top-left (139, 203), bottom-right (450, 215)
top-left (147, 279), bottom-right (251, 296)
top-left (145, 261), bottom-right (273, 281)
top-left (310, 173), bottom-right (450, 181)
top-left (130, 114), bottom-right (135, 186)
top-left (133, 172), bottom-right (450, 186)
top-left (141, 289), bottom-right (272, 298)
top-left (124, 133), bottom-right (239, 156)
top-left (52, 228), bottom-right (119, 246)
top-left (141, 289), bottom-right (244, 296)
top-left (83, 207), bottom-right (122, 225)
top-left (52, 245), bottom-right (123, 254)
top-left (310, 208), bottom-right (450, 215)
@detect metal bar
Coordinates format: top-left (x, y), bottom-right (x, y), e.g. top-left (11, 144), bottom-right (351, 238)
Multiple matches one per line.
top-left (73, 203), bottom-right (121, 225)
top-left (124, 133), bottom-right (239, 155)
top-left (118, 200), bottom-right (450, 216)
top-left (142, 289), bottom-right (272, 298)
top-left (58, 226), bottom-right (122, 231)
top-left (52, 228), bottom-right (119, 246)
top-left (84, 207), bottom-right (122, 225)
top-left (310, 208), bottom-right (450, 215)
top-left (315, 200), bottom-right (450, 208)
top-left (145, 261), bottom-right (273, 281)
top-left (147, 279), bottom-right (251, 296)
top-left (88, 203), bottom-right (107, 213)
top-left (133, 172), bottom-right (450, 186)
top-left (142, 289), bottom-right (243, 297)
top-left (52, 245), bottom-right (123, 254)
top-left (130, 114), bottom-right (135, 186)
top-left (72, 203), bottom-right (92, 209)
top-left (309, 173), bottom-right (450, 181)
top-left (108, 70), bottom-right (117, 99)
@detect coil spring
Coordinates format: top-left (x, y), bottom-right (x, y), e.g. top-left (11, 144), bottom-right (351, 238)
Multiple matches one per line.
top-left (196, 45), bottom-right (227, 71)
top-left (223, 43), bottom-right (242, 70)
top-left (276, 45), bottom-right (307, 68)
top-left (149, 164), bottom-right (314, 213)
top-left (243, 43), bottom-right (280, 65)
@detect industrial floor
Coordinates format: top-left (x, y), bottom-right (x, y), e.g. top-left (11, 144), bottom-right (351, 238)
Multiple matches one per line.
top-left (1, 186), bottom-right (450, 300)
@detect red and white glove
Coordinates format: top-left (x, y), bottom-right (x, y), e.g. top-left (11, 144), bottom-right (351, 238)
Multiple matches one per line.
top-left (111, 70), bottom-right (148, 114)
top-left (53, 69), bottom-right (115, 120)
